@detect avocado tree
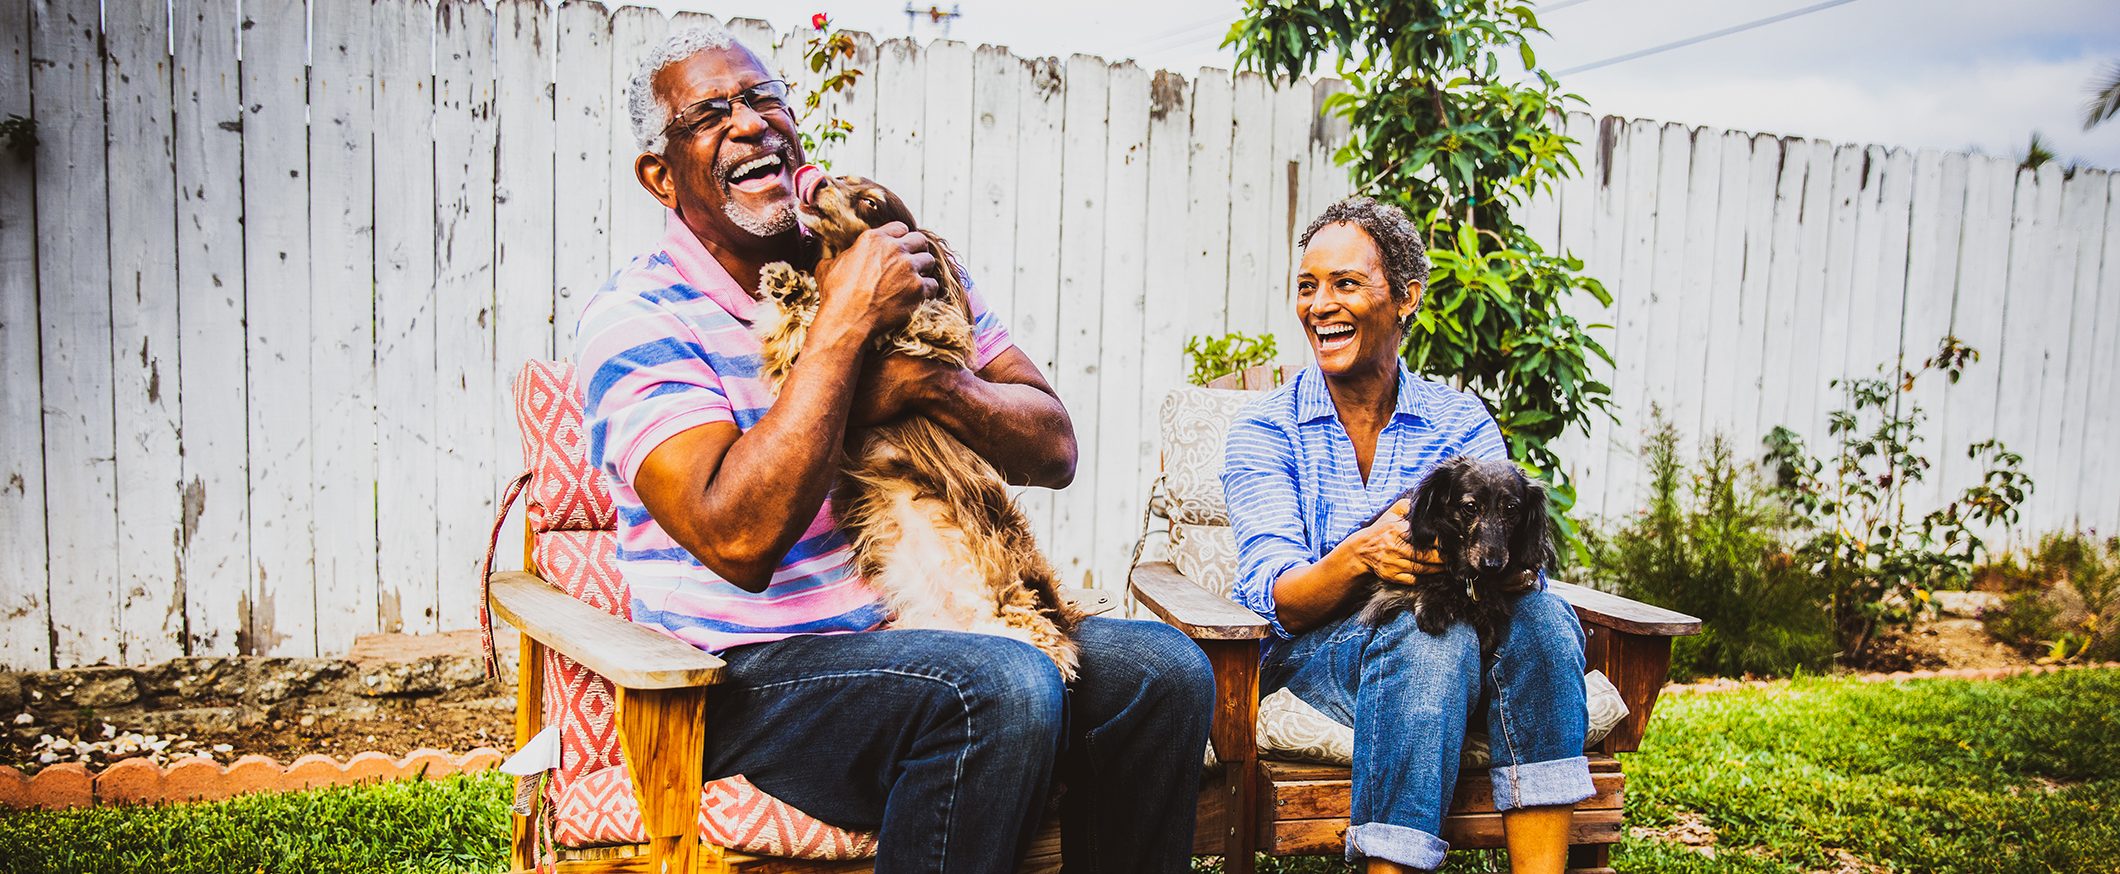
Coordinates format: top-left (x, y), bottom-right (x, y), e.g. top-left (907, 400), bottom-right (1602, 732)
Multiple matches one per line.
top-left (1227, 1), bottom-right (1613, 526)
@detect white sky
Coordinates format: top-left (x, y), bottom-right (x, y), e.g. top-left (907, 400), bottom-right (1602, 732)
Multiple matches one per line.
top-left (675, 0), bottom-right (2120, 169)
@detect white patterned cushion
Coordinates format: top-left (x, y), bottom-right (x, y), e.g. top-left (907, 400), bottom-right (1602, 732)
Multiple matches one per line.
top-left (1158, 387), bottom-right (1259, 526)
top-left (1257, 670), bottom-right (1629, 767)
top-left (1171, 523), bottom-right (1240, 598)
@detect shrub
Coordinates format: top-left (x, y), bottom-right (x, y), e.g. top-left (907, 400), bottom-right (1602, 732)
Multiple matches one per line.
top-left (1764, 336), bottom-right (2032, 667)
top-left (1576, 410), bottom-right (1833, 680)
top-left (1184, 332), bottom-right (1279, 387)
top-left (1977, 530), bottom-right (2120, 662)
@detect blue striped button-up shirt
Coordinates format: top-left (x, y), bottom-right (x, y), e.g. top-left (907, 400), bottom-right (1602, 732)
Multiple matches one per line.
top-left (1220, 363), bottom-right (1507, 638)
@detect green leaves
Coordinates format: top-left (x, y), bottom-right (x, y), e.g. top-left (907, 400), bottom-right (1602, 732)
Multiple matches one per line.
top-left (1228, 0), bottom-right (1614, 538)
top-left (1183, 332), bottom-right (1281, 387)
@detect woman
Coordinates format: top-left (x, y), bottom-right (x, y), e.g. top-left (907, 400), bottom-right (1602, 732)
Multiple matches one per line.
top-left (1221, 197), bottom-right (1592, 873)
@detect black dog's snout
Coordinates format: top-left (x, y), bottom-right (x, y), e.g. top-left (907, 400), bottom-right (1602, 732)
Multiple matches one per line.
top-left (1479, 553), bottom-right (1507, 572)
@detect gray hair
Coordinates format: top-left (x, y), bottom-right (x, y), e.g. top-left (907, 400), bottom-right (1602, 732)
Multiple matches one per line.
top-left (627, 22), bottom-right (755, 155)
top-left (1299, 196), bottom-right (1430, 308)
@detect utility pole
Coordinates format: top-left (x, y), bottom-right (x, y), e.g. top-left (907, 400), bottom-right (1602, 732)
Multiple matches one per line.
top-left (902, 3), bottom-right (963, 38)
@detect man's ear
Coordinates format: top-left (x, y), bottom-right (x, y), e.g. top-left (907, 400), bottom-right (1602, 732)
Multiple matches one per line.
top-left (635, 151), bottom-right (681, 210)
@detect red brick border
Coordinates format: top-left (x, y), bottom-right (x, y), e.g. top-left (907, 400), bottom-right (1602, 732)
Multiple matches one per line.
top-left (0, 747), bottom-right (507, 810)
top-left (1662, 660), bottom-right (2120, 696)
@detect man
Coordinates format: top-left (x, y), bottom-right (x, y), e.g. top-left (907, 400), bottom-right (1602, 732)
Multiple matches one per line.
top-left (573, 23), bottom-right (1214, 873)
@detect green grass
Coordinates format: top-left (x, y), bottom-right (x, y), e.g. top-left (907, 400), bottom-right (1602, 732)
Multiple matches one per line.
top-left (4, 672), bottom-right (2117, 873)
top-left (0, 773), bottom-right (508, 874)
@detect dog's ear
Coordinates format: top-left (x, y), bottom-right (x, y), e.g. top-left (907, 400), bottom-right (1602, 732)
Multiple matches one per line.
top-left (1510, 470), bottom-right (1557, 573)
top-left (1408, 456), bottom-right (1469, 540)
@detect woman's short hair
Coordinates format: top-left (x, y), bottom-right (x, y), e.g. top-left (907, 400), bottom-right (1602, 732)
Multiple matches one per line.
top-left (1298, 197), bottom-right (1430, 307)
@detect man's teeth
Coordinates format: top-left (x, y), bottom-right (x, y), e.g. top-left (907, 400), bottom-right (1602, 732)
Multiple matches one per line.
top-left (729, 154), bottom-right (782, 181)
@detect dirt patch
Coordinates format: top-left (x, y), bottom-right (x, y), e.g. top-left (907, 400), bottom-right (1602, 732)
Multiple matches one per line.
top-left (1630, 810), bottom-right (1719, 859)
top-left (4, 632), bottom-right (515, 773)
top-left (1813, 846), bottom-right (1889, 873)
top-left (1883, 616), bottom-right (2034, 672)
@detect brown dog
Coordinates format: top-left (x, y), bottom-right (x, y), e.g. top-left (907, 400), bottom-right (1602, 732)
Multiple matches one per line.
top-left (753, 171), bottom-right (1083, 680)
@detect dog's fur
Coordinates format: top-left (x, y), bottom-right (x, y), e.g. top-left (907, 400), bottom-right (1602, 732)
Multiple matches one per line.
top-left (1358, 456), bottom-right (1554, 651)
top-left (753, 174), bottom-right (1084, 680)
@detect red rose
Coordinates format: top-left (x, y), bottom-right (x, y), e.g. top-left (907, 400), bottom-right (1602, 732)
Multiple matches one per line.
top-left (811, 12), bottom-right (828, 29)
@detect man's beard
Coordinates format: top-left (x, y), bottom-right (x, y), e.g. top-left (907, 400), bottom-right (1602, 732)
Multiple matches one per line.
top-left (716, 131), bottom-right (798, 238)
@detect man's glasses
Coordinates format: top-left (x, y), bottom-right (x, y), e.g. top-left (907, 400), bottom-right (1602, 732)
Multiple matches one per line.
top-left (661, 79), bottom-right (792, 140)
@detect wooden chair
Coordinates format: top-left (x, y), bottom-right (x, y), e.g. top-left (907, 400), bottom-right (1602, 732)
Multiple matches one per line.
top-left (485, 360), bottom-right (1091, 874)
top-left (1133, 365), bottom-right (1701, 874)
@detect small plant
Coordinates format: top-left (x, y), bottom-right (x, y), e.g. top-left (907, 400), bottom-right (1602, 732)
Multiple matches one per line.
top-left (1183, 332), bottom-right (1278, 387)
top-left (1977, 531), bottom-right (2120, 663)
top-left (1576, 409), bottom-right (1833, 680)
top-left (796, 13), bottom-right (862, 167)
top-left (1764, 336), bottom-right (2033, 667)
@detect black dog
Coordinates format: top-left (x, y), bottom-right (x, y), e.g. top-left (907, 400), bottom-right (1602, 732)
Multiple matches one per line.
top-left (1358, 456), bottom-right (1555, 651)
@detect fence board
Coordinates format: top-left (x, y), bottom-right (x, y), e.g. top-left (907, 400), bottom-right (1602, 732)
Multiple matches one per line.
top-left (607, 6), bottom-right (667, 264)
top-left (372, 0), bottom-right (438, 634)
top-left (1224, 72), bottom-right (1273, 338)
top-left (552, 1), bottom-right (612, 353)
top-left (1665, 124), bottom-right (1715, 433)
top-left (1266, 82), bottom-right (1311, 358)
top-left (1865, 149), bottom-right (1915, 387)
top-left (0, 0), bottom-right (47, 668)
top-left (1575, 117), bottom-right (1631, 519)
top-left (491, 0), bottom-right (556, 585)
top-left (1182, 71), bottom-right (1234, 355)
top-left (920, 40), bottom-right (975, 242)
top-left (2082, 176), bottom-right (2120, 528)
top-left (1091, 61), bottom-right (1151, 592)
top-left (104, 0), bottom-right (186, 664)
top-left (872, 39), bottom-right (926, 213)
top-left (1547, 112), bottom-right (1602, 491)
top-left (825, 30), bottom-right (880, 175)
top-left (2047, 172), bottom-right (2109, 526)
top-left (1728, 134), bottom-right (1782, 450)
top-left (1993, 165), bottom-right (2063, 531)
top-left (1139, 69), bottom-right (1193, 471)
top-left (1049, 54), bottom-right (1109, 586)
top-left (1009, 55), bottom-right (1067, 541)
top-left (1900, 150), bottom-right (1968, 516)
top-left (434, 0), bottom-right (499, 632)
top-left (1696, 129), bottom-right (1751, 442)
top-left (1595, 119), bottom-right (1661, 515)
top-left (31, 0), bottom-right (117, 666)
top-left (967, 44), bottom-right (1022, 320)
top-left (1936, 157), bottom-right (2016, 514)
top-left (309, 0), bottom-right (380, 651)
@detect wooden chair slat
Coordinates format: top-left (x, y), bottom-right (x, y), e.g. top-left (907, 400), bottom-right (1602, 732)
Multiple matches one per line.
top-left (489, 571), bottom-right (726, 689)
top-left (1266, 806), bottom-right (1624, 855)
top-left (1129, 561), bottom-right (1273, 639)
top-left (1264, 768), bottom-right (1624, 821)
top-left (1550, 579), bottom-right (1703, 636)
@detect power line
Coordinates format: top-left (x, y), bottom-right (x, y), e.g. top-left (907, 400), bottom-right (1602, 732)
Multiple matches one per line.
top-left (1539, 0), bottom-right (1601, 13)
top-left (1554, 0), bottom-right (1864, 76)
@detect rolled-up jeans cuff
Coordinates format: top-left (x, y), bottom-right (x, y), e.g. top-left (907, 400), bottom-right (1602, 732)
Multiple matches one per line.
top-left (1489, 754), bottom-right (1595, 812)
top-left (1344, 822), bottom-right (1448, 869)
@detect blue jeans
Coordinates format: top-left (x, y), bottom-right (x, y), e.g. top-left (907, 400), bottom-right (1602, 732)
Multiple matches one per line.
top-left (698, 616), bottom-right (1214, 873)
top-left (1259, 588), bottom-right (1594, 870)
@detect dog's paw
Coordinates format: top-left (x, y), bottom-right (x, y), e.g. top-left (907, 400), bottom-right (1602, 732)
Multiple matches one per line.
top-left (759, 261), bottom-right (817, 307)
top-left (1414, 600), bottom-right (1452, 637)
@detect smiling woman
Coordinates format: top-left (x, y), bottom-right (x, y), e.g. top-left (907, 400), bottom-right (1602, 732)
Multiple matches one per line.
top-left (1221, 197), bottom-right (1595, 873)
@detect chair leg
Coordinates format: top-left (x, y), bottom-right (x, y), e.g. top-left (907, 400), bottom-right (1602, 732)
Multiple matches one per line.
top-left (617, 686), bottom-right (711, 874)
top-left (511, 634), bottom-right (547, 871)
top-left (1200, 639), bottom-right (1258, 874)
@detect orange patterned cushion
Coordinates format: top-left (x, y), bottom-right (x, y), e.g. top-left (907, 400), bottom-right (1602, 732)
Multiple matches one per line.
top-left (511, 359), bottom-right (873, 860)
top-left (555, 768), bottom-right (879, 858)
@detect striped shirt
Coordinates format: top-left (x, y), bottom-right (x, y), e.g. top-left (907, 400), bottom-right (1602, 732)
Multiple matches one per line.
top-left (574, 212), bottom-right (1015, 653)
top-left (1220, 363), bottom-right (1507, 638)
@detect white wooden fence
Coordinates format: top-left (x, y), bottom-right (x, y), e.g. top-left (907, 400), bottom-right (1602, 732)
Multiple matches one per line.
top-left (2, 0), bottom-right (2113, 670)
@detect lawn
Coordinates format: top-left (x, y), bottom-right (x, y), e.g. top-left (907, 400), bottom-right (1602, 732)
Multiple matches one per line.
top-left (2, 670), bottom-right (2115, 873)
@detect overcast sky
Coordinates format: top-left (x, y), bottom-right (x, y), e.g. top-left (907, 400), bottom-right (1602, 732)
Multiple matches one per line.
top-left (680, 0), bottom-right (2120, 170)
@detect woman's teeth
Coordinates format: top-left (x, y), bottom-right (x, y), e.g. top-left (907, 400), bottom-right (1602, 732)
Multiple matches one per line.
top-left (1315, 325), bottom-right (1355, 349)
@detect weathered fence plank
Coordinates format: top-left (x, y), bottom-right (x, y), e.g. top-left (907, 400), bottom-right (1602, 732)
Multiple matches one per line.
top-left (1935, 157), bottom-right (2017, 512)
top-left (967, 44), bottom-right (1023, 320)
top-left (553, 1), bottom-right (613, 353)
top-left (434, 0), bottom-right (499, 633)
top-left (310, 0), bottom-right (380, 652)
top-left (1050, 54), bottom-right (1109, 586)
top-left (32, 0), bottom-right (118, 665)
top-left (1695, 129), bottom-right (1751, 443)
top-left (1183, 70), bottom-right (1234, 346)
top-left (1009, 55), bottom-right (1067, 542)
top-left (920, 39), bottom-right (975, 244)
top-left (105, 0), bottom-right (186, 665)
top-left (1139, 68), bottom-right (1193, 486)
top-left (2047, 171), bottom-right (2110, 527)
top-left (1091, 61), bottom-right (1152, 592)
top-left (1223, 71), bottom-right (1273, 339)
top-left (372, 0), bottom-right (439, 635)
top-left (493, 0), bottom-right (557, 582)
top-left (872, 38), bottom-right (927, 218)
top-left (606, 6), bottom-right (667, 264)
top-left (1901, 149), bottom-right (1968, 517)
top-left (0, 0), bottom-right (48, 669)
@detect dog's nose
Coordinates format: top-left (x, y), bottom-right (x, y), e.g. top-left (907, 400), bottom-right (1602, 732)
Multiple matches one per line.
top-left (1480, 555), bottom-right (1507, 572)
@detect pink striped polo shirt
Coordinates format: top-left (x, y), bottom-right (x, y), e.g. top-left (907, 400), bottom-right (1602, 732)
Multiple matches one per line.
top-left (573, 212), bottom-right (1015, 653)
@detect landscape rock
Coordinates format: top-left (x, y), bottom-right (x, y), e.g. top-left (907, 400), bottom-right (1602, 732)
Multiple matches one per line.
top-left (1933, 589), bottom-right (2004, 618)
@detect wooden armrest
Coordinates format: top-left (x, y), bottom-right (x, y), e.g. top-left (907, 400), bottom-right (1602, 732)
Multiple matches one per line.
top-left (1129, 561), bottom-right (1271, 640)
top-left (1549, 579), bottom-right (1701, 637)
top-left (488, 571), bottom-right (725, 689)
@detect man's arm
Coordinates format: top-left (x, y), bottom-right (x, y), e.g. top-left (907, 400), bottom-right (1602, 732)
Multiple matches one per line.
top-left (631, 225), bottom-right (937, 592)
top-left (854, 347), bottom-right (1078, 489)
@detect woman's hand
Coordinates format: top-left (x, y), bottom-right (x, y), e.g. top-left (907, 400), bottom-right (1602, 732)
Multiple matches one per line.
top-left (1336, 499), bottom-right (1445, 584)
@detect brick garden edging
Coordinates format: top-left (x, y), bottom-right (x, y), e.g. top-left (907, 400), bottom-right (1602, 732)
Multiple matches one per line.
top-left (1662, 660), bottom-right (2120, 696)
top-left (0, 747), bottom-right (507, 811)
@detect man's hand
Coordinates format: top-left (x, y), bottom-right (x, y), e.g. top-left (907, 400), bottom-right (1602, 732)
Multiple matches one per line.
top-left (852, 353), bottom-right (961, 426)
top-left (813, 222), bottom-right (939, 342)
top-left (1335, 499), bottom-right (1446, 585)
